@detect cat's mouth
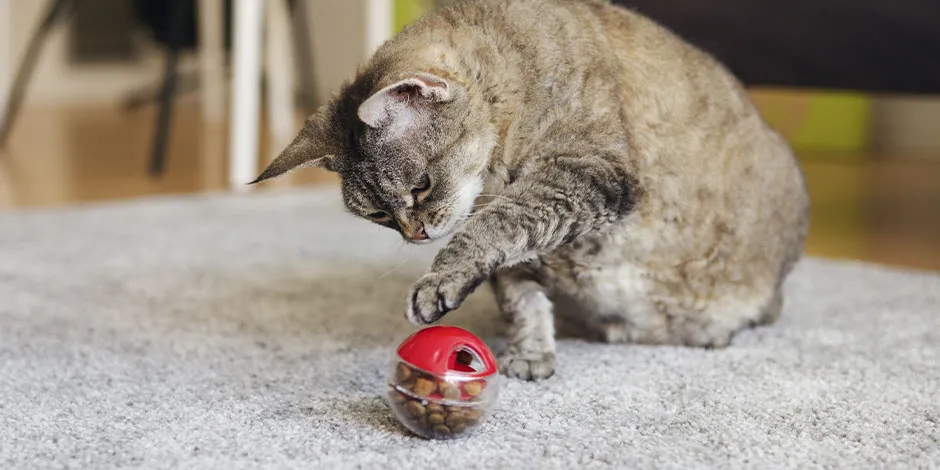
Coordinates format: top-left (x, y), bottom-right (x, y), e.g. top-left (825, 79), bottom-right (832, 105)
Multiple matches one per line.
top-left (417, 223), bottom-right (453, 244)
top-left (419, 212), bottom-right (470, 243)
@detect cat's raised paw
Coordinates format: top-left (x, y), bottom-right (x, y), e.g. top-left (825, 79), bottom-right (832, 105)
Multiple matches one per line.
top-left (499, 352), bottom-right (556, 381)
top-left (405, 271), bottom-right (481, 325)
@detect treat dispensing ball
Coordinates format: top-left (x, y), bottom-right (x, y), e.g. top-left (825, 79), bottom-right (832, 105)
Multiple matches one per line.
top-left (386, 326), bottom-right (500, 439)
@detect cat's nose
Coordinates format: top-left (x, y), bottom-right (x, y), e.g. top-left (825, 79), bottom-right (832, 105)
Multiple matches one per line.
top-left (408, 223), bottom-right (428, 241)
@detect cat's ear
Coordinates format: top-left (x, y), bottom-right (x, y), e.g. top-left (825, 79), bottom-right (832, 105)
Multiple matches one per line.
top-left (248, 119), bottom-right (338, 185)
top-left (357, 72), bottom-right (456, 129)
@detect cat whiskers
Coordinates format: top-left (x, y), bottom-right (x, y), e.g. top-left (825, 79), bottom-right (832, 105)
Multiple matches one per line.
top-left (476, 193), bottom-right (518, 205)
top-left (470, 193), bottom-right (516, 213)
top-left (450, 213), bottom-right (475, 224)
top-left (377, 243), bottom-right (415, 280)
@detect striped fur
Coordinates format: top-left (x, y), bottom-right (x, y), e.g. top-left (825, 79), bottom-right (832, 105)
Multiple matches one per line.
top-left (253, 0), bottom-right (810, 380)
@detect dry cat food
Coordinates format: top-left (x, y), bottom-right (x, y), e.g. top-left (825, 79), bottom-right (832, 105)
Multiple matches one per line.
top-left (386, 326), bottom-right (500, 439)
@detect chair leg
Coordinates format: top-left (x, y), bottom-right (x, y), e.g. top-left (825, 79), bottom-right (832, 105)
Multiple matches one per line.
top-left (148, 45), bottom-right (179, 175)
top-left (228, 0), bottom-right (264, 190)
top-left (0, 0), bottom-right (74, 148)
top-left (148, 0), bottom-right (191, 176)
top-left (120, 73), bottom-right (199, 112)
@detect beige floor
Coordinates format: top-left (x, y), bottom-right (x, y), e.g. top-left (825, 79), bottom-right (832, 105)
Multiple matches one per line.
top-left (2, 101), bottom-right (939, 272)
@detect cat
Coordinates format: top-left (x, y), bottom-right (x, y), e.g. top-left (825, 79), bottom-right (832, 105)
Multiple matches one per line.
top-left (250, 0), bottom-right (810, 380)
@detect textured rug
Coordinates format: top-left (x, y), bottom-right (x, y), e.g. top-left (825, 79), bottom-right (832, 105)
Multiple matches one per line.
top-left (1, 188), bottom-right (938, 469)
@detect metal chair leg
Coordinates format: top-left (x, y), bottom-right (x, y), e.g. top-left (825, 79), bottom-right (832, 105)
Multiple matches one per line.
top-left (148, 0), bottom-right (191, 176)
top-left (0, 0), bottom-right (75, 148)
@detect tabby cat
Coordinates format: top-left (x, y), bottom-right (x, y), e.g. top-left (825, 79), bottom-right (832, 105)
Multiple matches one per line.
top-left (250, 0), bottom-right (810, 380)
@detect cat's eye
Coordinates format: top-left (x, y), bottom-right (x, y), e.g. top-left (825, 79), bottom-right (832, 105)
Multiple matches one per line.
top-left (367, 211), bottom-right (391, 223)
top-left (411, 174), bottom-right (432, 199)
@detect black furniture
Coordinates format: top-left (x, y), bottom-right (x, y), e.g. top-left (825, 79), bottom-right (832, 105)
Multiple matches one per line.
top-left (0, 0), bottom-right (208, 175)
top-left (613, 0), bottom-right (940, 95)
top-left (133, 0), bottom-right (201, 175)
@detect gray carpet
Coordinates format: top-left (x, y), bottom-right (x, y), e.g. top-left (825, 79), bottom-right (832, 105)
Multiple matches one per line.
top-left (1, 187), bottom-right (938, 469)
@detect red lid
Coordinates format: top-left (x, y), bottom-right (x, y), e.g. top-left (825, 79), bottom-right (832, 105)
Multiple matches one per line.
top-left (396, 326), bottom-right (498, 378)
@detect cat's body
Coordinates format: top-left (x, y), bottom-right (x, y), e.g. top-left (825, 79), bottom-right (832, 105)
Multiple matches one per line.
top-left (252, 0), bottom-right (809, 380)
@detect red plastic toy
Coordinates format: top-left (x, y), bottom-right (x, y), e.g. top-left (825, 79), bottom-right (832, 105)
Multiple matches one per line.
top-left (385, 326), bottom-right (501, 439)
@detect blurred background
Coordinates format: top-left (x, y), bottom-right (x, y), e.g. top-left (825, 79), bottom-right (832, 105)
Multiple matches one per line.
top-left (0, 0), bottom-right (938, 271)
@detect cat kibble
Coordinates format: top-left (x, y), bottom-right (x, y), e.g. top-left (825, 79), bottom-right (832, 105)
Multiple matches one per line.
top-left (463, 381), bottom-right (483, 397)
top-left (385, 326), bottom-right (500, 439)
top-left (413, 378), bottom-right (436, 397)
top-left (428, 412), bottom-right (446, 425)
top-left (395, 363), bottom-right (413, 383)
top-left (404, 400), bottom-right (426, 418)
top-left (438, 380), bottom-right (462, 400)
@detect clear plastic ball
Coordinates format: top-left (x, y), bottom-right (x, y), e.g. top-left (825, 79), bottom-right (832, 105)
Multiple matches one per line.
top-left (386, 336), bottom-right (500, 439)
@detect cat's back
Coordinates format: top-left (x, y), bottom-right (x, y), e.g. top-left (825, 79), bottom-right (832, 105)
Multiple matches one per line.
top-left (430, 0), bottom-right (752, 125)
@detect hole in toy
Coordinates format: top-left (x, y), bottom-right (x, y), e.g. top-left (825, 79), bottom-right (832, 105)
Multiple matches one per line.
top-left (448, 347), bottom-right (483, 373)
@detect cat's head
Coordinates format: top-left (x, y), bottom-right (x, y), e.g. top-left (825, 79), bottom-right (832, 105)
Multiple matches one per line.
top-left (251, 70), bottom-right (495, 244)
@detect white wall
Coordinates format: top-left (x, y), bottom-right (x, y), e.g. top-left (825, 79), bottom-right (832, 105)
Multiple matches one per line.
top-left (301, 0), bottom-right (390, 107)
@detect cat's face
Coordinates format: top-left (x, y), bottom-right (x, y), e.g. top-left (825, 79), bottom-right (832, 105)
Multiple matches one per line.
top-left (338, 133), bottom-right (487, 244)
top-left (250, 71), bottom-right (494, 244)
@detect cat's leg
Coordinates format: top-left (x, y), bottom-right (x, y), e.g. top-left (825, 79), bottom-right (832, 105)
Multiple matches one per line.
top-left (491, 267), bottom-right (556, 380)
top-left (405, 154), bottom-right (638, 325)
top-left (556, 258), bottom-right (782, 348)
top-left (755, 287), bottom-right (784, 326)
top-left (595, 285), bottom-right (780, 349)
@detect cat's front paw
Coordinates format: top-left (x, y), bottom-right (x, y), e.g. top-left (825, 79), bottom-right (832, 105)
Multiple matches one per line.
top-left (499, 351), bottom-right (556, 381)
top-left (405, 271), bottom-right (482, 325)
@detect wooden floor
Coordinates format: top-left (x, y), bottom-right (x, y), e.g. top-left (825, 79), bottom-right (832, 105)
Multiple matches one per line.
top-left (2, 101), bottom-right (939, 272)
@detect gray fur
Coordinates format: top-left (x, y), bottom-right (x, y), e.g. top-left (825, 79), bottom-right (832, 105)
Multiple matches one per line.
top-left (253, 0), bottom-right (810, 380)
